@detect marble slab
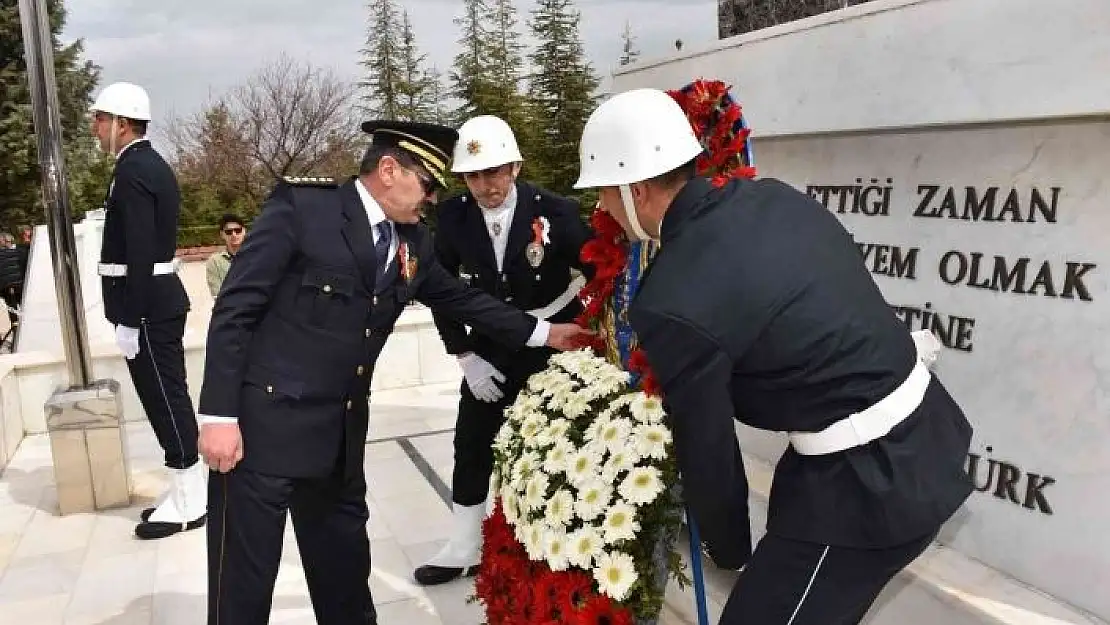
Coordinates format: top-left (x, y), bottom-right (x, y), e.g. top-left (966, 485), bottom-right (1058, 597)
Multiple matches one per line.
top-left (748, 118), bottom-right (1110, 619)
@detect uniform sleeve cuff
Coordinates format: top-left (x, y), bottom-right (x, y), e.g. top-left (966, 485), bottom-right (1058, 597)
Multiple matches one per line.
top-left (199, 414), bottom-right (238, 425)
top-left (526, 319), bottom-right (550, 348)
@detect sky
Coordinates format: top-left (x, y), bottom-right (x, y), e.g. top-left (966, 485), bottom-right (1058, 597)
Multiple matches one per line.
top-left (61, 0), bottom-right (718, 148)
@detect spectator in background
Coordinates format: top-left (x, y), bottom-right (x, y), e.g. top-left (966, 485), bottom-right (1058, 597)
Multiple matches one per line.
top-left (0, 233), bottom-right (24, 329)
top-left (206, 214), bottom-right (246, 297)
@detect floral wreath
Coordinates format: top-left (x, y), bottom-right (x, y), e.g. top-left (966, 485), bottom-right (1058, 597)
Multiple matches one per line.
top-left (575, 78), bottom-right (757, 396)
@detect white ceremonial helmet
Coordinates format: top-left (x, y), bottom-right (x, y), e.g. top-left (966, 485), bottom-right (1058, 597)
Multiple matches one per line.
top-left (90, 82), bottom-right (151, 121)
top-left (574, 88), bottom-right (703, 241)
top-left (451, 115), bottom-right (524, 173)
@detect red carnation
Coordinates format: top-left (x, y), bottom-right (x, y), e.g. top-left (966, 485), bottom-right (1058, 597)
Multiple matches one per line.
top-left (554, 569), bottom-right (595, 611)
top-left (572, 593), bottom-right (635, 625)
top-left (628, 348), bottom-right (662, 397)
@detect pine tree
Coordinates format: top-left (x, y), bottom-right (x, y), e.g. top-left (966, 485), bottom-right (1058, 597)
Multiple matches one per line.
top-left (449, 0), bottom-right (495, 124)
top-left (358, 0), bottom-right (404, 119)
top-left (428, 66), bottom-right (447, 124)
top-left (0, 0), bottom-right (110, 233)
top-left (619, 20), bottom-right (640, 66)
top-left (395, 10), bottom-right (436, 121)
top-left (485, 0), bottom-right (526, 115)
top-left (527, 0), bottom-right (600, 196)
top-left (484, 0), bottom-right (539, 167)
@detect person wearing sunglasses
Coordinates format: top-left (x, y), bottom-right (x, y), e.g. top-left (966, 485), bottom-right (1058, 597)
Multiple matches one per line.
top-left (195, 119), bottom-right (594, 625)
top-left (206, 214), bottom-right (247, 298)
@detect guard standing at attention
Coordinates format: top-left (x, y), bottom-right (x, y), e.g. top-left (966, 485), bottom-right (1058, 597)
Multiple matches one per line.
top-left (573, 88), bottom-right (974, 625)
top-left (90, 82), bottom-right (206, 540)
top-left (196, 120), bottom-right (590, 625)
top-left (414, 115), bottom-right (593, 586)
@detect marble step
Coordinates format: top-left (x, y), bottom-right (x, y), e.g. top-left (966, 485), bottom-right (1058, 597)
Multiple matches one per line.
top-left (659, 452), bottom-right (1106, 625)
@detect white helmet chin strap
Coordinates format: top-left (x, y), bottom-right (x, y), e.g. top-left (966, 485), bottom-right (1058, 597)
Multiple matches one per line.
top-left (618, 184), bottom-right (654, 242)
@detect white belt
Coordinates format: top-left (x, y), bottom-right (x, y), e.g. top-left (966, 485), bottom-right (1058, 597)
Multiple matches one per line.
top-left (788, 358), bottom-right (932, 456)
top-left (527, 275), bottom-right (587, 320)
top-left (97, 260), bottom-right (179, 277)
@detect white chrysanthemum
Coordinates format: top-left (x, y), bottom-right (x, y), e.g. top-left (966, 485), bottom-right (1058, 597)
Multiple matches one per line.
top-left (545, 489), bottom-right (575, 527)
top-left (561, 392), bottom-right (592, 420)
top-left (511, 450), bottom-right (540, 485)
top-left (577, 383), bottom-right (609, 403)
top-left (593, 551), bottom-right (639, 602)
top-left (524, 523), bottom-right (545, 560)
top-left (503, 491), bottom-right (520, 525)
top-left (490, 468), bottom-right (502, 495)
top-left (540, 370), bottom-right (575, 397)
top-left (601, 501), bottom-right (640, 544)
top-left (522, 472), bottom-right (550, 512)
top-left (542, 437), bottom-right (574, 475)
top-left (541, 527), bottom-right (571, 571)
top-left (635, 423), bottom-right (671, 460)
top-left (597, 417), bottom-right (634, 454)
top-left (630, 392), bottom-right (666, 424)
top-left (504, 402), bottom-right (524, 424)
top-left (538, 418), bottom-right (571, 446)
top-left (619, 466), bottom-right (664, 506)
top-left (519, 392), bottom-right (543, 412)
top-left (519, 413), bottom-right (546, 444)
top-left (584, 416), bottom-right (609, 443)
top-left (606, 446), bottom-right (640, 475)
top-left (565, 447), bottom-right (603, 487)
top-left (493, 423), bottom-right (516, 454)
top-left (574, 479), bottom-right (613, 522)
top-left (546, 384), bottom-right (575, 412)
top-left (526, 372), bottom-right (551, 393)
top-left (566, 526), bottom-right (605, 569)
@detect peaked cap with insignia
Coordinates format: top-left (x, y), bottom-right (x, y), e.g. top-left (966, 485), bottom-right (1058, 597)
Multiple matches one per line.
top-left (361, 120), bottom-right (458, 189)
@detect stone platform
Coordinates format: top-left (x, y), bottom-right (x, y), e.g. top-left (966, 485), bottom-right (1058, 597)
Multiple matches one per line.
top-left (0, 383), bottom-right (732, 625)
top-left (0, 379), bottom-right (1100, 624)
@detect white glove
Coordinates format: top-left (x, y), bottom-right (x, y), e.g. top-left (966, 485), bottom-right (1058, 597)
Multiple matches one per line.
top-left (115, 325), bottom-right (140, 360)
top-left (910, 329), bottom-right (941, 370)
top-left (458, 353), bottom-right (506, 403)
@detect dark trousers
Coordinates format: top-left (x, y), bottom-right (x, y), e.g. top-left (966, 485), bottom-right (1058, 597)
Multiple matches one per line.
top-left (451, 348), bottom-right (553, 507)
top-left (207, 465), bottom-right (377, 625)
top-left (126, 315), bottom-right (198, 469)
top-left (719, 530), bottom-right (936, 624)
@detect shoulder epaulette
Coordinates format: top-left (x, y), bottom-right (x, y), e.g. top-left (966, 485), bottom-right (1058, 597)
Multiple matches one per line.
top-left (282, 176), bottom-right (339, 188)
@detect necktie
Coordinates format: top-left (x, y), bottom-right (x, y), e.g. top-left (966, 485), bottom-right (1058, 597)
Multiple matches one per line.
top-left (374, 221), bottom-right (392, 286)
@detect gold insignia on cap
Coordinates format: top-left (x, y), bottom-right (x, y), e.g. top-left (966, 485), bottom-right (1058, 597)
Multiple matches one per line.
top-left (466, 140), bottom-right (481, 155)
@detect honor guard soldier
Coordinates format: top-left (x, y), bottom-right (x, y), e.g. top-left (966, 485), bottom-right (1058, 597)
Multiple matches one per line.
top-left (414, 115), bottom-right (593, 586)
top-left (574, 89), bottom-right (975, 625)
top-left (90, 82), bottom-right (206, 540)
top-left (196, 120), bottom-right (590, 625)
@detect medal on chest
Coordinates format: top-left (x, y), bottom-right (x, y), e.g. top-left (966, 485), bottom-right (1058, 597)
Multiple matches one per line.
top-left (526, 216), bottom-right (551, 269)
top-left (398, 240), bottom-right (417, 283)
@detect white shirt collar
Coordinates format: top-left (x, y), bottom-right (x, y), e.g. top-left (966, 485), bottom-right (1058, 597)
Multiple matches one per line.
top-left (355, 178), bottom-right (389, 229)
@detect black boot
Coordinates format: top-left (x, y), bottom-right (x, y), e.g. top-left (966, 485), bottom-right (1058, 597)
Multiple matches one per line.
top-left (413, 563), bottom-right (479, 586)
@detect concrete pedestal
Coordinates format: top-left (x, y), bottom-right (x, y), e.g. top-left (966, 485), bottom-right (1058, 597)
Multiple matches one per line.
top-left (44, 378), bottom-right (131, 514)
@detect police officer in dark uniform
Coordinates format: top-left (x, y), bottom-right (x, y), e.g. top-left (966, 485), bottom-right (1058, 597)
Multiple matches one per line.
top-left (196, 120), bottom-right (590, 625)
top-left (574, 88), bottom-right (974, 624)
top-left (414, 115), bottom-right (592, 586)
top-left (90, 82), bottom-right (205, 540)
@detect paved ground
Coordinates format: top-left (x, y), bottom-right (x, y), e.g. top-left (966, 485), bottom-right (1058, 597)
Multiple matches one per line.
top-left (0, 383), bottom-right (736, 625)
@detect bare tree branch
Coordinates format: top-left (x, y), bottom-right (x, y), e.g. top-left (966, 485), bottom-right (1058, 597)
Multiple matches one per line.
top-left (165, 54), bottom-right (363, 203)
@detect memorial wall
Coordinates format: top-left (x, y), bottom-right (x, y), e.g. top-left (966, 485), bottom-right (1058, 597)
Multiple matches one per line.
top-left (609, 0), bottom-right (1110, 618)
top-left (754, 119), bottom-right (1109, 619)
